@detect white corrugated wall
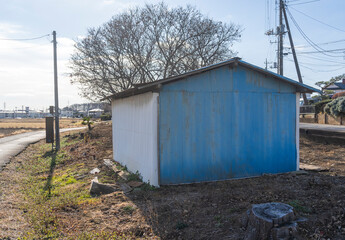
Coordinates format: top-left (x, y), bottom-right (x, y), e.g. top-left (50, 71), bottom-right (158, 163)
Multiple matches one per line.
top-left (112, 92), bottom-right (159, 186)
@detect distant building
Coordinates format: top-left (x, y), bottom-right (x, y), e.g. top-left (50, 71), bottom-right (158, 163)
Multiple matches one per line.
top-left (324, 79), bottom-right (345, 94)
top-left (89, 108), bottom-right (104, 118)
top-left (0, 109), bottom-right (48, 119)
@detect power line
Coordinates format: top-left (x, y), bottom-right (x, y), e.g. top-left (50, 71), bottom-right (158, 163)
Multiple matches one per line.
top-left (286, 6), bottom-right (343, 58)
top-left (290, 6), bottom-right (345, 33)
top-left (293, 39), bottom-right (345, 49)
top-left (297, 48), bottom-right (345, 54)
top-left (288, 59), bottom-right (345, 72)
top-left (288, 0), bottom-right (321, 6)
top-left (0, 42), bottom-right (51, 50)
top-left (299, 54), bottom-right (345, 64)
top-left (0, 34), bottom-right (50, 41)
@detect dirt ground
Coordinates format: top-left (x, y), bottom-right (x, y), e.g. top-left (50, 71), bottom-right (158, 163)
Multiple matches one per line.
top-left (0, 123), bottom-right (344, 239)
top-left (0, 118), bottom-right (82, 138)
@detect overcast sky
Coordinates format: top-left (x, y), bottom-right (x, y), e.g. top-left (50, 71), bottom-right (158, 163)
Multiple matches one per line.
top-left (0, 0), bottom-right (344, 110)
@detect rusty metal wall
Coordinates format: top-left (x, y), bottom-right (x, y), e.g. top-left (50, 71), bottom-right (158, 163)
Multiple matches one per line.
top-left (159, 65), bottom-right (297, 184)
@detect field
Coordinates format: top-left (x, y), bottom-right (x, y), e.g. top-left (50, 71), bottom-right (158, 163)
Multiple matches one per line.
top-left (0, 123), bottom-right (344, 239)
top-left (0, 118), bottom-right (82, 138)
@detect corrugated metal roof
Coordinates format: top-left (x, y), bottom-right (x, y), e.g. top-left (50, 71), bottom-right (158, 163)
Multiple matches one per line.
top-left (103, 58), bottom-right (320, 100)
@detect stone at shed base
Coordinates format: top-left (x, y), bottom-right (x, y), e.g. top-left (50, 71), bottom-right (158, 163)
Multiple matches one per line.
top-left (89, 177), bottom-right (117, 195)
top-left (119, 183), bottom-right (132, 193)
top-left (244, 202), bottom-right (298, 240)
top-left (90, 168), bottom-right (100, 174)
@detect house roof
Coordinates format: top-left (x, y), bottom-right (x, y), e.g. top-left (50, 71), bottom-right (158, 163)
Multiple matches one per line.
top-left (102, 58), bottom-right (320, 101)
top-left (325, 82), bottom-right (345, 90)
top-left (89, 108), bottom-right (104, 112)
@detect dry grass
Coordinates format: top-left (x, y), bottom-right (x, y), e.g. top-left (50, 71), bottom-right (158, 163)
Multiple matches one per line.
top-left (0, 118), bottom-right (82, 129)
top-left (0, 118), bottom-right (83, 138)
top-left (1, 125), bottom-right (345, 239)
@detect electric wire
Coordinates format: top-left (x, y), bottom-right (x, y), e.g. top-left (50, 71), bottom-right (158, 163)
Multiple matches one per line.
top-left (0, 42), bottom-right (52, 50)
top-left (289, 6), bottom-right (345, 33)
top-left (293, 39), bottom-right (345, 49)
top-left (288, 0), bottom-right (320, 6)
top-left (0, 34), bottom-right (50, 41)
top-left (287, 58), bottom-right (345, 72)
top-left (299, 54), bottom-right (345, 64)
top-left (297, 48), bottom-right (345, 54)
top-left (286, 6), bottom-right (344, 58)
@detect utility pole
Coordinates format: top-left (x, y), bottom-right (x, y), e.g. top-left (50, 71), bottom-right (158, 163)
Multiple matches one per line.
top-left (265, 1), bottom-right (285, 74)
top-left (282, 2), bottom-right (308, 105)
top-left (265, 58), bottom-right (268, 70)
top-left (53, 31), bottom-right (60, 150)
top-left (278, 0), bottom-right (284, 75)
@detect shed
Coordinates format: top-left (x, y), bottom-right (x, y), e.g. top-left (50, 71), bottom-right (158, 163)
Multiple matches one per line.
top-left (105, 58), bottom-right (318, 186)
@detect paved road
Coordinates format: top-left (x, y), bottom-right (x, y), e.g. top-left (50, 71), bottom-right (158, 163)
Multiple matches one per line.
top-left (300, 123), bottom-right (345, 133)
top-left (0, 127), bottom-right (85, 170)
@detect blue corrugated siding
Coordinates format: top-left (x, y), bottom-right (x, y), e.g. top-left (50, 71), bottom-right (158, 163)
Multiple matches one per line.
top-left (159, 66), bottom-right (297, 185)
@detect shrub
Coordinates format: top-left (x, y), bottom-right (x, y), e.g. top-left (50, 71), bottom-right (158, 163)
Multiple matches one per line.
top-left (332, 91), bottom-right (345, 99)
top-left (324, 97), bottom-right (345, 117)
top-left (82, 116), bottom-right (93, 131)
top-left (100, 114), bottom-right (111, 121)
top-left (314, 99), bottom-right (332, 114)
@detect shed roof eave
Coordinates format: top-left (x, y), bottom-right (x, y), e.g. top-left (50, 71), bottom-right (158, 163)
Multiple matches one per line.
top-left (101, 58), bottom-right (320, 101)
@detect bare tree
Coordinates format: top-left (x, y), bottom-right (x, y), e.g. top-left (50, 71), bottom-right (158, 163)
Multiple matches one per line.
top-left (70, 3), bottom-right (242, 101)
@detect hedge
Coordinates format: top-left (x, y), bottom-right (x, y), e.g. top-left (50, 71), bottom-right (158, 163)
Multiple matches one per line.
top-left (324, 97), bottom-right (345, 117)
top-left (314, 99), bottom-right (332, 114)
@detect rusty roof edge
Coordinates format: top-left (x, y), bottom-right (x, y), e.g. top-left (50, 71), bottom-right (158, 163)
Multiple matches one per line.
top-left (101, 58), bottom-right (239, 101)
top-left (101, 57), bottom-right (320, 101)
top-left (237, 60), bottom-right (321, 93)
top-left (136, 58), bottom-right (239, 90)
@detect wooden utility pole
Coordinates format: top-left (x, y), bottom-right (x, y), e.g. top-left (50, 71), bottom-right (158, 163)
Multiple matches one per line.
top-left (265, 59), bottom-right (268, 70)
top-left (282, 2), bottom-right (308, 105)
top-left (53, 31), bottom-right (60, 150)
top-left (278, 0), bottom-right (284, 75)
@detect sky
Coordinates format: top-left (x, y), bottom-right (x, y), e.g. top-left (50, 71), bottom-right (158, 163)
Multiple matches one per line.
top-left (0, 0), bottom-right (344, 110)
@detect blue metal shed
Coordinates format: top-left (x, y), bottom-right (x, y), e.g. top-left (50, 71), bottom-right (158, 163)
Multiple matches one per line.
top-left (107, 58), bottom-right (319, 186)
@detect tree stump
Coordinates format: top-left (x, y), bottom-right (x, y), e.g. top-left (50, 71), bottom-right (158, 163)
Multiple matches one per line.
top-left (244, 202), bottom-right (297, 240)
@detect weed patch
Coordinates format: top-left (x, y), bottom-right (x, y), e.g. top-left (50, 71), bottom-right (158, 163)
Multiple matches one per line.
top-left (19, 139), bottom-right (92, 238)
top-left (121, 205), bottom-right (135, 214)
top-left (288, 200), bottom-right (312, 214)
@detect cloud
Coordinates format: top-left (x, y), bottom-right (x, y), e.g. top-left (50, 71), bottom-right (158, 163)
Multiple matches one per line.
top-left (102, 0), bottom-right (115, 5)
top-left (4, 93), bottom-right (35, 97)
top-left (0, 22), bottom-right (26, 35)
top-left (0, 29), bottom-right (85, 110)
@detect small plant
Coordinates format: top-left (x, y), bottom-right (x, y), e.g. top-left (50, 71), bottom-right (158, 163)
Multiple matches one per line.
top-left (82, 116), bottom-right (93, 131)
top-left (175, 221), bottom-right (188, 230)
top-left (121, 205), bottom-right (135, 214)
top-left (139, 183), bottom-right (156, 191)
top-left (214, 215), bottom-right (224, 228)
top-left (127, 171), bottom-right (142, 182)
top-left (288, 200), bottom-right (312, 214)
top-left (100, 113), bottom-right (111, 121)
